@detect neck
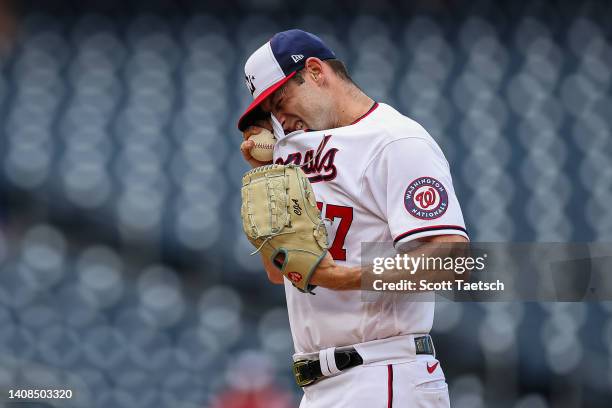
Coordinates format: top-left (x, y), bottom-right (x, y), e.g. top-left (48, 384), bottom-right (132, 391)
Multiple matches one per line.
top-left (332, 84), bottom-right (375, 127)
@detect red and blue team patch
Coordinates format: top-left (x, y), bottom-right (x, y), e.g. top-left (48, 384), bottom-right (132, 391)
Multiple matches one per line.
top-left (404, 177), bottom-right (448, 220)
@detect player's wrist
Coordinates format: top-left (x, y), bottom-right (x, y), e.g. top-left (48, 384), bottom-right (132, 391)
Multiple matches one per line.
top-left (311, 262), bottom-right (361, 291)
top-left (333, 265), bottom-right (362, 290)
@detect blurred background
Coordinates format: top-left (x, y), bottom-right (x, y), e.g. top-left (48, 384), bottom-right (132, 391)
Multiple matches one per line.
top-left (0, 0), bottom-right (611, 407)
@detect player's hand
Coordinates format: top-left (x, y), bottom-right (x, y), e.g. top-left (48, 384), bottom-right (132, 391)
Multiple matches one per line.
top-left (240, 120), bottom-right (274, 168)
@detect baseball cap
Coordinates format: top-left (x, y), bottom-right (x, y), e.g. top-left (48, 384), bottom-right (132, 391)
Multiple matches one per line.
top-left (237, 29), bottom-right (336, 131)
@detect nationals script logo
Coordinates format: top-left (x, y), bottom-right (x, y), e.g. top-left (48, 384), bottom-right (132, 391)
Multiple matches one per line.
top-left (275, 135), bottom-right (338, 183)
top-left (404, 177), bottom-right (448, 220)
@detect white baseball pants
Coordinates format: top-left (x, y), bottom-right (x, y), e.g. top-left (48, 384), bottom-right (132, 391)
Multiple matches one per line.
top-left (298, 354), bottom-right (450, 408)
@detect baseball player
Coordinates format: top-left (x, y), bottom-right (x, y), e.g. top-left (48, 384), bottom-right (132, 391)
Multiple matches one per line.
top-left (238, 30), bottom-right (468, 407)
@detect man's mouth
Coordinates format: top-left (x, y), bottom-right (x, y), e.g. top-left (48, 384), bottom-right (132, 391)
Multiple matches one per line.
top-left (284, 119), bottom-right (305, 133)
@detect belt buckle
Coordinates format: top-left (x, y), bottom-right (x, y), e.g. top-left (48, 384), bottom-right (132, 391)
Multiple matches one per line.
top-left (415, 335), bottom-right (434, 355)
top-left (292, 360), bottom-right (316, 387)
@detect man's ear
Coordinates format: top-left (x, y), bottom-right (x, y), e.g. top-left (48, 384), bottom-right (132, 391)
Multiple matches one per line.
top-left (304, 57), bottom-right (324, 83)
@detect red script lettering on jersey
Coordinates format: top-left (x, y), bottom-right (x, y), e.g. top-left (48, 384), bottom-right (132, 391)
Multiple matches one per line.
top-left (276, 135), bottom-right (338, 183)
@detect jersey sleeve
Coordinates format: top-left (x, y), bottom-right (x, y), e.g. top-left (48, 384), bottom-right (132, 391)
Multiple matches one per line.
top-left (362, 137), bottom-right (468, 246)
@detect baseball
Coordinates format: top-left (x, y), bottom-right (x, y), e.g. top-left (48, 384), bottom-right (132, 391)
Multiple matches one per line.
top-left (249, 128), bottom-right (276, 162)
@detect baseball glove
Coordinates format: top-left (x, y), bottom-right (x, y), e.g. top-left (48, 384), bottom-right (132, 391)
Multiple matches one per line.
top-left (241, 164), bottom-right (328, 293)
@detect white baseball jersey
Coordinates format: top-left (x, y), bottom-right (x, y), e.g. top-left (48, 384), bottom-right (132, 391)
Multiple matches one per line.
top-left (272, 102), bottom-right (468, 354)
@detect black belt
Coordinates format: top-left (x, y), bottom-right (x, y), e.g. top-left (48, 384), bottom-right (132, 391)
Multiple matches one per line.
top-left (292, 335), bottom-right (435, 387)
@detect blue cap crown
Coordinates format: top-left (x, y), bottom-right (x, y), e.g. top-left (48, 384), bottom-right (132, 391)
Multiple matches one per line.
top-left (238, 29), bottom-right (336, 130)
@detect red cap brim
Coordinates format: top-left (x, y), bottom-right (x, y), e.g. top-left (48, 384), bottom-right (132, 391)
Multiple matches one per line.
top-left (237, 71), bottom-right (296, 131)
